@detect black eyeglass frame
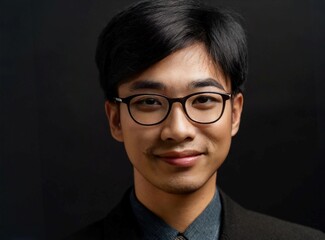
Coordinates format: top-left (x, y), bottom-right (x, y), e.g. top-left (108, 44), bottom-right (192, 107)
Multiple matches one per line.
top-left (112, 91), bottom-right (232, 126)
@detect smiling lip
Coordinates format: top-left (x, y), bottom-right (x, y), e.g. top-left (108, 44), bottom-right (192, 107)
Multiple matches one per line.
top-left (154, 150), bottom-right (203, 167)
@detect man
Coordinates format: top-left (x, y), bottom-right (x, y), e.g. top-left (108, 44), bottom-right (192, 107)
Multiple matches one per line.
top-left (67, 0), bottom-right (324, 239)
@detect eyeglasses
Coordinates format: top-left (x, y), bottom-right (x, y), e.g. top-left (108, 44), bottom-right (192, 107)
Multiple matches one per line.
top-left (112, 91), bottom-right (231, 126)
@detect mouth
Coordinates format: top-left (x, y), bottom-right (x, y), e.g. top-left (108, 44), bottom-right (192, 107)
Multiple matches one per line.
top-left (154, 150), bottom-right (204, 167)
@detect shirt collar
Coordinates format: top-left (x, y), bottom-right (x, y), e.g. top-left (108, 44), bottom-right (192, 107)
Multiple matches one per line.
top-left (130, 188), bottom-right (222, 240)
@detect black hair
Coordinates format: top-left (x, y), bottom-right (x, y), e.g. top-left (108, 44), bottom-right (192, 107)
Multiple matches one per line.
top-left (95, 0), bottom-right (248, 99)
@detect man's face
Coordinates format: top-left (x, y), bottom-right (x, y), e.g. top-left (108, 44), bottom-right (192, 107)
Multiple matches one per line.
top-left (106, 44), bottom-right (243, 195)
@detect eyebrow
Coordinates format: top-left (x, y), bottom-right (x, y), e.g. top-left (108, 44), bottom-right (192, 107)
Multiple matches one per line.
top-left (188, 78), bottom-right (226, 91)
top-left (129, 80), bottom-right (165, 91)
top-left (128, 78), bottom-right (225, 92)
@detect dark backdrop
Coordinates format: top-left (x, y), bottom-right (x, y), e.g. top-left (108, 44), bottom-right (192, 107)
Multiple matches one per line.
top-left (1, 0), bottom-right (324, 239)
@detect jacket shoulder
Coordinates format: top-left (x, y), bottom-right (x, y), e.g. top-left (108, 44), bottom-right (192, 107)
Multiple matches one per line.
top-left (219, 191), bottom-right (325, 240)
top-left (65, 189), bottom-right (140, 240)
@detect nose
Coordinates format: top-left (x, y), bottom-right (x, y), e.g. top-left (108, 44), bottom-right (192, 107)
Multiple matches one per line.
top-left (160, 103), bottom-right (196, 142)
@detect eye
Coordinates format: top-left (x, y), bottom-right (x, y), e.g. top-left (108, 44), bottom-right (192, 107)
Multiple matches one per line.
top-left (193, 95), bottom-right (219, 104)
top-left (194, 96), bottom-right (213, 104)
top-left (131, 96), bottom-right (165, 112)
top-left (135, 97), bottom-right (161, 106)
top-left (190, 94), bottom-right (221, 109)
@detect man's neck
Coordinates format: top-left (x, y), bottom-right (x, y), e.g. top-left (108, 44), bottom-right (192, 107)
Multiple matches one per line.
top-left (134, 171), bottom-right (217, 232)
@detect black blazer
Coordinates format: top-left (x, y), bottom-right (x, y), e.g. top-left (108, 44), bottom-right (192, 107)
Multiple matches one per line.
top-left (66, 189), bottom-right (325, 239)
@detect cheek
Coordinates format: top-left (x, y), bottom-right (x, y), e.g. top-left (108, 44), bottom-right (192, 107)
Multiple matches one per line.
top-left (119, 105), bottom-right (130, 126)
top-left (120, 119), bottom-right (160, 164)
top-left (204, 110), bottom-right (233, 155)
top-left (207, 106), bottom-right (232, 134)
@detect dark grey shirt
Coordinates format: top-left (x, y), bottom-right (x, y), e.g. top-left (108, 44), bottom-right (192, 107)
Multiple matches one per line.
top-left (130, 188), bottom-right (222, 240)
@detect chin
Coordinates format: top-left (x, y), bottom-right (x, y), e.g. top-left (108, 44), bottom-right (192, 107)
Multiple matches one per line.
top-left (156, 178), bottom-right (210, 195)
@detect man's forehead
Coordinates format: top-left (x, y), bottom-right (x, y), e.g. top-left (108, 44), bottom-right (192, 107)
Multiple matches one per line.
top-left (117, 44), bottom-right (232, 94)
top-left (125, 78), bottom-right (227, 92)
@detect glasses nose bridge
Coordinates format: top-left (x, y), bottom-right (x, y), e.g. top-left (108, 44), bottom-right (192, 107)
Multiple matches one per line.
top-left (168, 96), bottom-right (188, 113)
top-left (163, 96), bottom-right (190, 123)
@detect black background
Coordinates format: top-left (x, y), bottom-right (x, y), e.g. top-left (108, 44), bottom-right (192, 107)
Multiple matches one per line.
top-left (1, 0), bottom-right (324, 239)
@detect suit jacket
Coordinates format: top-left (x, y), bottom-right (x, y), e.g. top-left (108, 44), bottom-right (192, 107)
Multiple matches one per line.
top-left (66, 189), bottom-right (325, 239)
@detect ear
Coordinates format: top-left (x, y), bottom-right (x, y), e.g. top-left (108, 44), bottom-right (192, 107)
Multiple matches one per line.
top-left (104, 101), bottom-right (124, 142)
top-left (231, 93), bottom-right (244, 137)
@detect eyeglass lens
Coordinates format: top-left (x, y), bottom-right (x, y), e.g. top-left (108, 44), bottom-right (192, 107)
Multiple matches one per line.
top-left (128, 93), bottom-right (225, 125)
